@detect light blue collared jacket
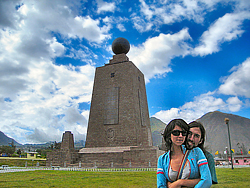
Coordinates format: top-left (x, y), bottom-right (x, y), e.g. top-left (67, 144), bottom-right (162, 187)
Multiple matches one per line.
top-left (157, 145), bottom-right (212, 188)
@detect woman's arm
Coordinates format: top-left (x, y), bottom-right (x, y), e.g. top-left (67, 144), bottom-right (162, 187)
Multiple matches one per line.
top-left (157, 154), bottom-right (168, 188)
top-left (168, 179), bottom-right (200, 188)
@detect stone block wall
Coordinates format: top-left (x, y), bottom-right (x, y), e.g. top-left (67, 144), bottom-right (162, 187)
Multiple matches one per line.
top-left (46, 149), bottom-right (79, 167)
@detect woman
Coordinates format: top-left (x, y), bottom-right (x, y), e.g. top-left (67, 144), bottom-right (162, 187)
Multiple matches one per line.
top-left (157, 119), bottom-right (212, 188)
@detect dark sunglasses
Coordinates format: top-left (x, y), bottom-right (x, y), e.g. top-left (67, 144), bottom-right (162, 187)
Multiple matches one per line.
top-left (171, 130), bottom-right (187, 136)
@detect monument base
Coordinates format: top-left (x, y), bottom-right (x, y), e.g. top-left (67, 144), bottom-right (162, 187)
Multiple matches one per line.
top-left (47, 145), bottom-right (162, 168)
top-left (46, 149), bottom-right (79, 167)
top-left (78, 146), bottom-right (159, 168)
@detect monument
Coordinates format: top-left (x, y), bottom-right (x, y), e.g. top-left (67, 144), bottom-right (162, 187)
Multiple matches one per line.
top-left (46, 131), bottom-right (78, 167)
top-left (47, 38), bottom-right (159, 168)
top-left (85, 37), bottom-right (152, 148)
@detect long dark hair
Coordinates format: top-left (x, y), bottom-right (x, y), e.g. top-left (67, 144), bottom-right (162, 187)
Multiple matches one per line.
top-left (188, 121), bottom-right (206, 152)
top-left (162, 119), bottom-right (189, 151)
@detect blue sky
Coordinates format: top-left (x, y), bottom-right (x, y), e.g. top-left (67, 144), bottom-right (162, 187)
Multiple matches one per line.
top-left (1, 0), bottom-right (250, 144)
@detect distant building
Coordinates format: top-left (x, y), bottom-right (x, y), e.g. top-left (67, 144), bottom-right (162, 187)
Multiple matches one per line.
top-left (27, 152), bottom-right (38, 159)
top-left (229, 155), bottom-right (250, 165)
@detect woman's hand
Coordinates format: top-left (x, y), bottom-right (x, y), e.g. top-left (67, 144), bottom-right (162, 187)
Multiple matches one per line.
top-left (168, 179), bottom-right (195, 188)
top-left (168, 180), bottom-right (182, 188)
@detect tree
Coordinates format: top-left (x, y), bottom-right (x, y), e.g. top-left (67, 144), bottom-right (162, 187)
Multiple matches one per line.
top-left (17, 149), bottom-right (22, 155)
top-left (36, 149), bottom-right (42, 155)
top-left (0, 146), bottom-right (15, 156)
top-left (237, 143), bottom-right (248, 155)
top-left (54, 141), bottom-right (61, 149)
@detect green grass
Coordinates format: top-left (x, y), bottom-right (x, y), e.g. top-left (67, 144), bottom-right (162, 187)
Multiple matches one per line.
top-left (0, 168), bottom-right (249, 187)
top-left (213, 168), bottom-right (250, 188)
top-left (0, 170), bottom-right (155, 188)
top-left (0, 159), bottom-right (46, 167)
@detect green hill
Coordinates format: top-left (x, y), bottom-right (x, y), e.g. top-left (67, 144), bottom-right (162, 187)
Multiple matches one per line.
top-left (0, 131), bottom-right (22, 146)
top-left (150, 117), bottom-right (166, 147)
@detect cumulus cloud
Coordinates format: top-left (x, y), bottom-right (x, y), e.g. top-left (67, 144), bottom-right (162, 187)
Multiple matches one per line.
top-left (96, 0), bottom-right (115, 14)
top-left (117, 23), bottom-right (126, 32)
top-left (219, 58), bottom-right (250, 98)
top-left (0, 61), bottom-right (95, 144)
top-left (152, 53), bottom-right (250, 125)
top-left (0, 0), bottom-right (22, 29)
top-left (133, 0), bottom-right (250, 34)
top-left (153, 90), bottom-right (245, 125)
top-left (16, 1), bottom-right (111, 43)
top-left (131, 15), bottom-right (153, 32)
top-left (0, 0), bottom-right (99, 144)
top-left (132, 0), bottom-right (214, 32)
top-left (152, 54), bottom-right (249, 124)
top-left (139, 0), bottom-right (154, 20)
top-left (129, 28), bottom-right (192, 82)
top-left (193, 12), bottom-right (250, 56)
top-left (153, 92), bottom-right (226, 124)
top-left (72, 16), bottom-right (111, 43)
top-left (226, 97), bottom-right (242, 112)
top-left (153, 59), bottom-right (247, 123)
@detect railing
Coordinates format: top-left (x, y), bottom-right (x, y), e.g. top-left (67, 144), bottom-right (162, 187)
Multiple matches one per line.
top-left (0, 166), bottom-right (157, 173)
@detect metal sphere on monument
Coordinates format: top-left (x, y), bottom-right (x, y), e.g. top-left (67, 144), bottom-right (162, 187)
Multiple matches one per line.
top-left (112, 37), bottom-right (130, 55)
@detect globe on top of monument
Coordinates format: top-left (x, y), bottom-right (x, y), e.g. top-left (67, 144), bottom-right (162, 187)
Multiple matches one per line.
top-left (112, 37), bottom-right (130, 55)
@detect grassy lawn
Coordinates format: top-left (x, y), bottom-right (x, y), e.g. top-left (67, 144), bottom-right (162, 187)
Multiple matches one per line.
top-left (0, 168), bottom-right (249, 187)
top-left (0, 158), bottom-right (46, 167)
top-left (212, 168), bottom-right (250, 188)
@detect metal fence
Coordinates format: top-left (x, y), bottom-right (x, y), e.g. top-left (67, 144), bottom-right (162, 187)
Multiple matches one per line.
top-left (0, 166), bottom-right (157, 173)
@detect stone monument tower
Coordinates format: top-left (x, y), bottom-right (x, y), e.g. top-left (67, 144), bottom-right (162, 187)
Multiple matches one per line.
top-left (47, 38), bottom-right (159, 168)
top-left (78, 38), bottom-right (158, 168)
top-left (85, 37), bottom-right (153, 148)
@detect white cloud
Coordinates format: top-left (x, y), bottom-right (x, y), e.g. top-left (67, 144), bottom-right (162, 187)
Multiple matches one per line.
top-left (153, 55), bottom-right (250, 125)
top-left (153, 91), bottom-right (245, 125)
top-left (0, 0), bottom-right (22, 29)
top-left (219, 58), bottom-right (250, 98)
top-left (131, 15), bottom-right (153, 32)
top-left (117, 23), bottom-right (126, 32)
top-left (153, 91), bottom-right (227, 124)
top-left (48, 37), bottom-right (66, 58)
top-left (129, 28), bottom-right (192, 83)
top-left (15, 1), bottom-right (111, 43)
top-left (97, 0), bottom-right (115, 14)
top-left (133, 0), bottom-right (250, 34)
top-left (139, 0), bottom-right (154, 20)
top-left (193, 12), bottom-right (250, 56)
top-left (0, 61), bottom-right (95, 144)
top-left (226, 97), bottom-right (242, 112)
top-left (72, 16), bottom-right (111, 43)
top-left (0, 0), bottom-right (98, 144)
top-left (133, 0), bottom-right (210, 31)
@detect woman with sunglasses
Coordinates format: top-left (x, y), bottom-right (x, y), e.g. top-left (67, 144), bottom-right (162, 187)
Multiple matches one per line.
top-left (157, 119), bottom-right (212, 188)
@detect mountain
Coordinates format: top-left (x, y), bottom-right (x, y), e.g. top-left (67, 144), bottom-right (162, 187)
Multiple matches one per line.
top-left (197, 111), bottom-right (250, 155)
top-left (0, 130), bottom-right (86, 150)
top-left (150, 117), bottom-right (166, 147)
top-left (0, 131), bottom-right (22, 146)
top-left (150, 111), bottom-right (250, 155)
top-left (150, 117), bottom-right (167, 133)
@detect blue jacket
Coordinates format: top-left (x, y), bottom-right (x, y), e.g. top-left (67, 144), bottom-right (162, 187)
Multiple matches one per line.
top-left (157, 145), bottom-right (212, 188)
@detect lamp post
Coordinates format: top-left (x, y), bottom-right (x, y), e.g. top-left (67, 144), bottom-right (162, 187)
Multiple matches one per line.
top-left (225, 147), bottom-right (228, 164)
top-left (224, 118), bottom-right (234, 169)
